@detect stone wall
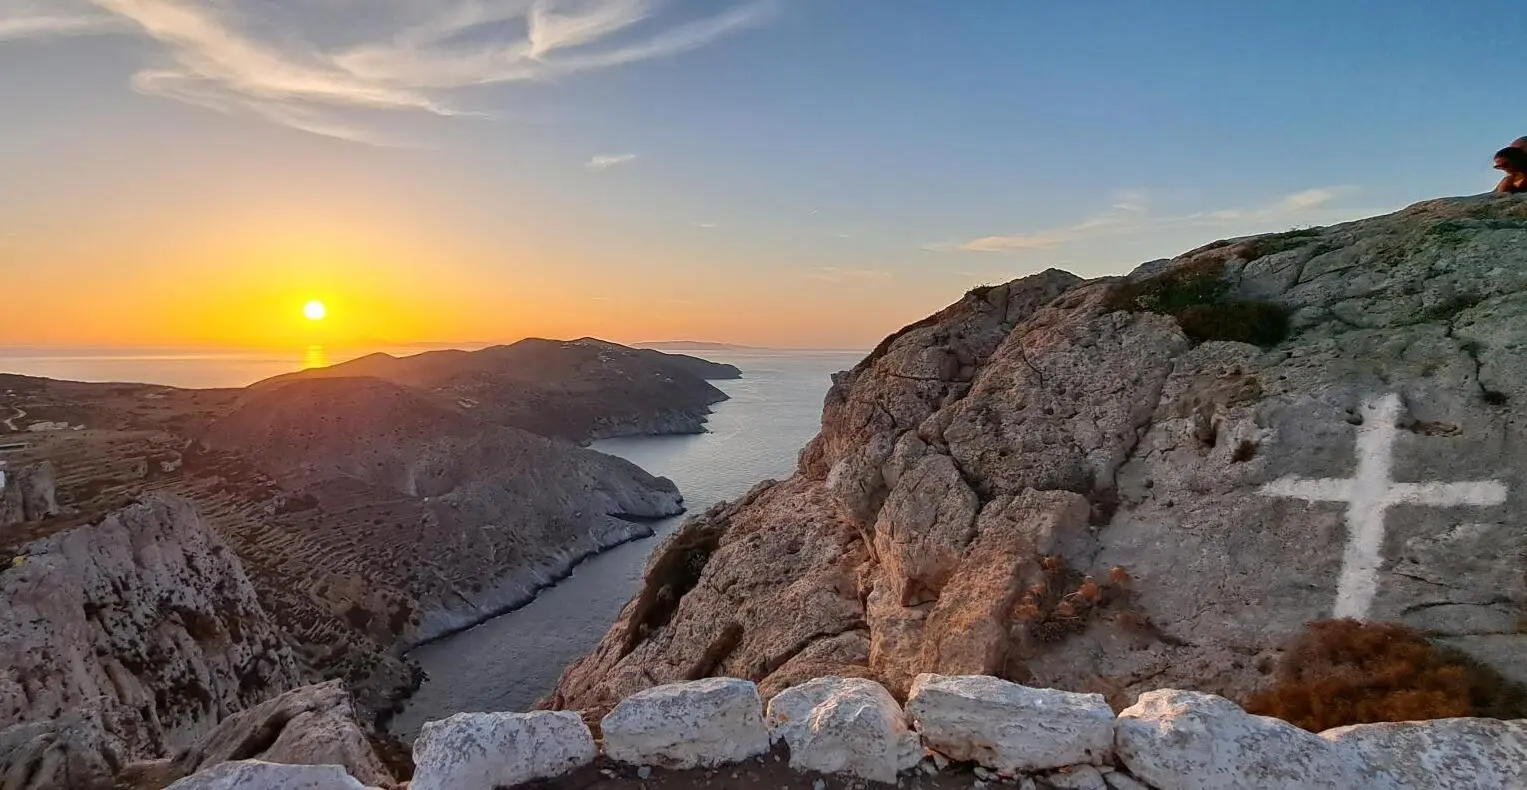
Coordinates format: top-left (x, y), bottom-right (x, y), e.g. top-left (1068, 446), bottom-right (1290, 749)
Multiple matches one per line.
top-left (386, 674), bottom-right (1522, 790)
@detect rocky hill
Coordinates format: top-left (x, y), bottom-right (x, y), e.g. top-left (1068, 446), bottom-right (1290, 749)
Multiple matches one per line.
top-left (202, 374), bottom-right (686, 643)
top-left (549, 194), bottom-right (1527, 718)
top-left (253, 337), bottom-right (741, 442)
top-left (0, 495), bottom-right (306, 788)
top-left (0, 339), bottom-right (736, 729)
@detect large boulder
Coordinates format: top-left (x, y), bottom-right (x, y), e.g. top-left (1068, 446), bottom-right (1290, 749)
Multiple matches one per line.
top-left (1320, 717), bottom-right (1527, 789)
top-left (1114, 689), bottom-right (1393, 790)
top-left (168, 681), bottom-right (394, 788)
top-left (410, 710), bottom-right (595, 790)
top-left (601, 678), bottom-right (771, 769)
top-left (165, 760), bottom-right (376, 790)
top-left (764, 676), bottom-right (921, 782)
top-left (905, 674), bottom-right (1113, 774)
top-left (550, 196), bottom-right (1527, 714)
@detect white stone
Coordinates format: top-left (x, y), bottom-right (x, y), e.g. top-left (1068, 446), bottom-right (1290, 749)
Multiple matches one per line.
top-left (904, 674), bottom-right (1113, 773)
top-left (165, 760), bottom-right (374, 790)
top-left (1320, 717), bottom-right (1527, 789)
top-left (766, 676), bottom-right (922, 783)
top-left (1114, 690), bottom-right (1395, 790)
top-left (601, 677), bottom-right (770, 769)
top-left (1047, 765), bottom-right (1107, 790)
top-left (411, 711), bottom-right (595, 790)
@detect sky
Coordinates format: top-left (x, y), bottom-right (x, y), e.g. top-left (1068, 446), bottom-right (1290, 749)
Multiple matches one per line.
top-left (0, 0), bottom-right (1522, 350)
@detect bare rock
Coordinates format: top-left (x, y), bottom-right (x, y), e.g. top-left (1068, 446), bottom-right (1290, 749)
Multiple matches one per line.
top-left (765, 676), bottom-right (921, 782)
top-left (1114, 690), bottom-right (1394, 790)
top-left (1320, 717), bottom-right (1527, 789)
top-left (165, 760), bottom-right (376, 790)
top-left (411, 711), bottom-right (594, 790)
top-left (0, 461), bottom-right (58, 527)
top-left (1046, 765), bottom-right (1108, 790)
top-left (0, 495), bottom-right (304, 768)
top-left (602, 678), bottom-right (771, 769)
top-left (550, 197), bottom-right (1527, 714)
top-left (905, 674), bottom-right (1113, 774)
top-left (168, 681), bottom-right (393, 788)
top-left (0, 710), bottom-right (124, 790)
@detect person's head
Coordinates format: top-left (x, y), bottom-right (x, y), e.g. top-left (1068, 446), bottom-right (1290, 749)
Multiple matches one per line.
top-left (1495, 147), bottom-right (1527, 175)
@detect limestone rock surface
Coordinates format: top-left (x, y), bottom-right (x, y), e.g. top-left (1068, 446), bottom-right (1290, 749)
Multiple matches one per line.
top-left (168, 681), bottom-right (393, 788)
top-left (0, 461), bottom-right (58, 527)
top-left (0, 711), bottom-right (124, 790)
top-left (165, 760), bottom-right (376, 790)
top-left (550, 196), bottom-right (1527, 713)
top-left (410, 710), bottom-right (595, 790)
top-left (1320, 717), bottom-right (1527, 790)
top-left (764, 676), bottom-right (921, 782)
top-left (1114, 689), bottom-right (1393, 790)
top-left (601, 678), bottom-right (770, 769)
top-left (0, 495), bottom-right (304, 773)
top-left (905, 674), bottom-right (1112, 774)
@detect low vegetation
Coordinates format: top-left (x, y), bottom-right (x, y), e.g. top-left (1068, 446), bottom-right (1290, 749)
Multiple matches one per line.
top-left (1243, 619), bottom-right (1527, 732)
top-left (1104, 256), bottom-right (1291, 347)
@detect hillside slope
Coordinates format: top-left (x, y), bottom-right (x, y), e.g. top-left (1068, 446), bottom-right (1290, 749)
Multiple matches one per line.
top-left (254, 337), bottom-right (741, 442)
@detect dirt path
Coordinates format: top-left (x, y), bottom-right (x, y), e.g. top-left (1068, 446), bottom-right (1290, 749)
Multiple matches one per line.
top-left (1, 406), bottom-right (23, 433)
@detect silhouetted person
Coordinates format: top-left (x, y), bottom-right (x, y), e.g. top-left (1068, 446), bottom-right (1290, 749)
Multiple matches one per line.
top-left (1494, 147), bottom-right (1527, 194)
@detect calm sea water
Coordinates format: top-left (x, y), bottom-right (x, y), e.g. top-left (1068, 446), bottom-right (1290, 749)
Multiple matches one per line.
top-left (387, 349), bottom-right (863, 738)
top-left (0, 345), bottom-right (429, 389)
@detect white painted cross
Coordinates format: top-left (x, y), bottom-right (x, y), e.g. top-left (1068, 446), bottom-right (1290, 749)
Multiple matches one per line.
top-left (1257, 393), bottom-right (1508, 620)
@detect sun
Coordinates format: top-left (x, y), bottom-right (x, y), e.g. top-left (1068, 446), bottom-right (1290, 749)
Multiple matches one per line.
top-left (303, 300), bottom-right (327, 321)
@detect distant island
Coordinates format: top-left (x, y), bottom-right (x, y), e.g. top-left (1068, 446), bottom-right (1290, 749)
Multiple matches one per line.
top-left (634, 341), bottom-right (767, 351)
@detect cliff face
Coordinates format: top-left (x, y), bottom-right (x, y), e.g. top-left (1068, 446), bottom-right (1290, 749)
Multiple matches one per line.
top-left (0, 495), bottom-right (305, 784)
top-left (550, 195), bottom-right (1527, 716)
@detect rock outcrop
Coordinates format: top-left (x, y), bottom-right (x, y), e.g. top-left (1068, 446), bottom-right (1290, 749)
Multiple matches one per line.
top-left (0, 460), bottom-right (58, 528)
top-left (551, 195), bottom-right (1527, 713)
top-left (165, 681), bottom-right (394, 788)
top-left (0, 495), bottom-right (305, 787)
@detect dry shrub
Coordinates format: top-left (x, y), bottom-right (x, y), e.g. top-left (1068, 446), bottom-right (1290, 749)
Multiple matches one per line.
top-left (1243, 619), bottom-right (1527, 732)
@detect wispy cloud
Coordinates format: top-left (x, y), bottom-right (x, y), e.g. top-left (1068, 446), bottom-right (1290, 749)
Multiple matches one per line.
top-left (807, 267), bottom-right (893, 283)
top-left (0, 1), bottom-right (118, 41)
top-left (585, 153), bottom-right (636, 171)
top-left (929, 186), bottom-right (1359, 254)
top-left (1, 0), bottom-right (775, 143)
top-left (693, 221), bottom-right (719, 229)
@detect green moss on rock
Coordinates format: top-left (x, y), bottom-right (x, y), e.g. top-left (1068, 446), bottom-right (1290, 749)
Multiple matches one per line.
top-left (1105, 257), bottom-right (1291, 347)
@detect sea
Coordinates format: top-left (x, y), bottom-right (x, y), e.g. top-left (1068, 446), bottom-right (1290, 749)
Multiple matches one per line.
top-left (0, 344), bottom-right (865, 738)
top-left (0, 345), bottom-right (431, 389)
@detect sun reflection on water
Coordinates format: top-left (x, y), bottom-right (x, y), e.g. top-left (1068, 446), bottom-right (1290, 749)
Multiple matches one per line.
top-left (303, 344), bottom-right (329, 370)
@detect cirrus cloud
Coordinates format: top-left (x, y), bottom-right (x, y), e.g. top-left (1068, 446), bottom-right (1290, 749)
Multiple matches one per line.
top-left (927, 186), bottom-right (1362, 254)
top-left (0, 0), bottom-right (777, 144)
